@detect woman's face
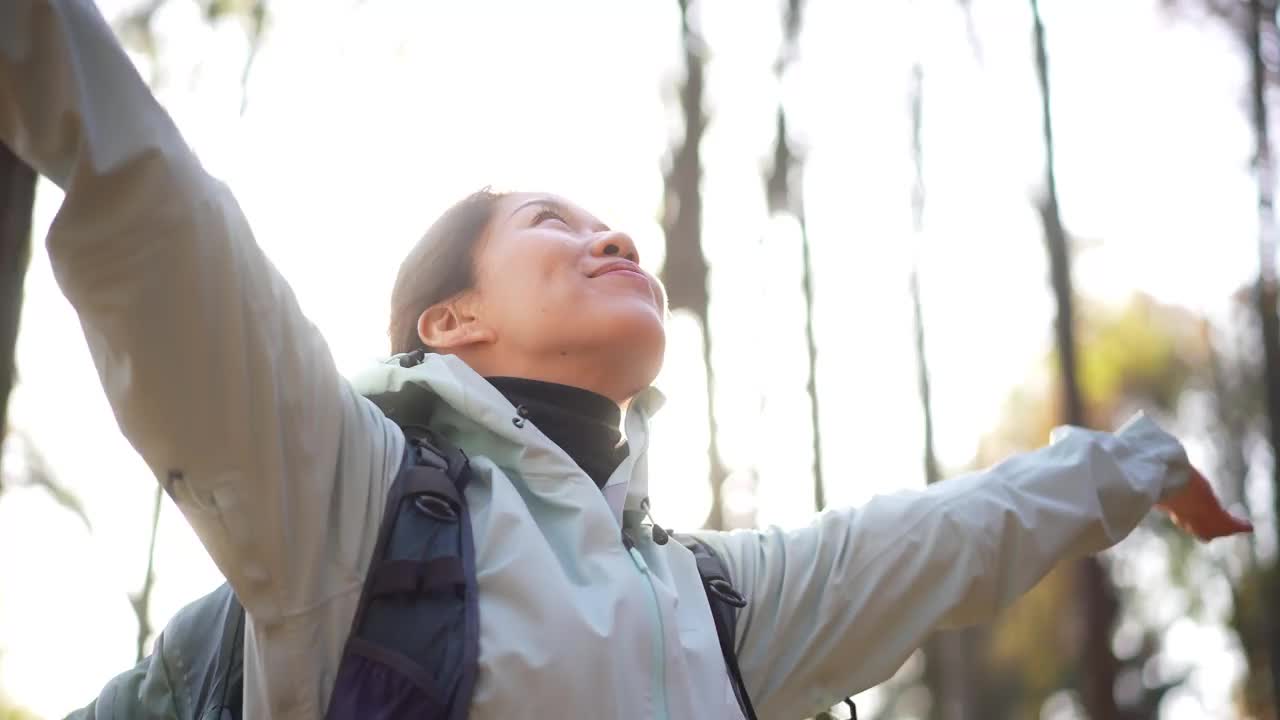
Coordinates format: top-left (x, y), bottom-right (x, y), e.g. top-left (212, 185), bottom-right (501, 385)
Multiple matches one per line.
top-left (462, 192), bottom-right (667, 401)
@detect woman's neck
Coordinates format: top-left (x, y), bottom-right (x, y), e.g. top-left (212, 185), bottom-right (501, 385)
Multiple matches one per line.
top-left (455, 347), bottom-right (648, 406)
top-left (484, 376), bottom-right (628, 489)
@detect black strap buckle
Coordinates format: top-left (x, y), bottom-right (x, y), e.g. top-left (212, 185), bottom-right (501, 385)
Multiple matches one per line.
top-left (706, 576), bottom-right (747, 608)
top-left (412, 492), bottom-right (460, 523)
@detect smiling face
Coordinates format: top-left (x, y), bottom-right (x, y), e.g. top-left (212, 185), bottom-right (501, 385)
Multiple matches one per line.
top-left (417, 192), bottom-right (668, 404)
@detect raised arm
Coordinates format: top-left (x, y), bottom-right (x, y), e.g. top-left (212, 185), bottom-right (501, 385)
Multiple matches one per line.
top-left (692, 414), bottom-right (1211, 719)
top-left (0, 0), bottom-right (400, 619)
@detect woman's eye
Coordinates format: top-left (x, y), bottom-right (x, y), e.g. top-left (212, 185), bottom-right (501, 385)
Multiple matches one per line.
top-left (533, 209), bottom-right (569, 227)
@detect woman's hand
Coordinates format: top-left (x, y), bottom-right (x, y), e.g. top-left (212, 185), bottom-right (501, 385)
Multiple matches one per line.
top-left (1156, 466), bottom-right (1253, 541)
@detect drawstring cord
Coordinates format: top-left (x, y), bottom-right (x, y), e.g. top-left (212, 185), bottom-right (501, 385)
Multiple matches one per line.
top-left (640, 497), bottom-right (669, 545)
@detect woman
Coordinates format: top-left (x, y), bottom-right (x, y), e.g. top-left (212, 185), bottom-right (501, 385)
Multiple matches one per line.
top-left (1, 2), bottom-right (1252, 719)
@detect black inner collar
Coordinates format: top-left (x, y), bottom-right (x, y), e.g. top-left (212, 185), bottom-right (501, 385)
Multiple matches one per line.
top-left (485, 376), bottom-right (628, 490)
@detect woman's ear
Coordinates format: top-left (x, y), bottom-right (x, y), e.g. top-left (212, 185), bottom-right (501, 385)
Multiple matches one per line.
top-left (417, 295), bottom-right (496, 352)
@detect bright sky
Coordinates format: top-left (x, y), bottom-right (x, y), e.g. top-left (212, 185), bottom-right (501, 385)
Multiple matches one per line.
top-left (0, 0), bottom-right (1263, 717)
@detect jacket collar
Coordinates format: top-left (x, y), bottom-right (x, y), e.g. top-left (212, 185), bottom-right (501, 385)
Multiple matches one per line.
top-left (350, 352), bottom-right (665, 528)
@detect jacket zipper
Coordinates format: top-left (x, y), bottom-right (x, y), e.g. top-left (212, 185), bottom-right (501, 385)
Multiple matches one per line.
top-left (626, 541), bottom-right (671, 720)
top-left (621, 406), bottom-right (671, 720)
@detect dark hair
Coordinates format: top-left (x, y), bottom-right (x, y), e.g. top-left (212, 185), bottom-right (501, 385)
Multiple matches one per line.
top-left (388, 188), bottom-right (508, 355)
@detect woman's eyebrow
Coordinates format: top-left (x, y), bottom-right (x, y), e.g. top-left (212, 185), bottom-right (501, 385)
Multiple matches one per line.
top-left (509, 197), bottom-right (567, 219)
top-left (506, 194), bottom-right (558, 217)
top-left (509, 197), bottom-right (611, 232)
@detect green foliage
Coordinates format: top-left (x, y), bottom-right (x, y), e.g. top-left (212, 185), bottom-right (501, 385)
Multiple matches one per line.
top-left (201, 0), bottom-right (266, 22)
top-left (984, 294), bottom-right (1205, 461)
top-left (0, 702), bottom-right (38, 720)
top-left (986, 567), bottom-right (1078, 717)
top-left (0, 653), bottom-right (37, 720)
top-left (1076, 297), bottom-right (1199, 415)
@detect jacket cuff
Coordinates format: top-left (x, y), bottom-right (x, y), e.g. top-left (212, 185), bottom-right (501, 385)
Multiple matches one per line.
top-left (1050, 411), bottom-right (1191, 504)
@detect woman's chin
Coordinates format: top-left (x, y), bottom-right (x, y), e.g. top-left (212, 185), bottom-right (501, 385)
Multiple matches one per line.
top-left (592, 311), bottom-right (665, 377)
top-left (625, 325), bottom-right (666, 383)
top-left (613, 307), bottom-right (666, 344)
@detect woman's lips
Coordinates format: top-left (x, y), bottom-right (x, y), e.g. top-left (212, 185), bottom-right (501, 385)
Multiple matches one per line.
top-left (592, 266), bottom-right (659, 305)
top-left (599, 267), bottom-right (648, 280)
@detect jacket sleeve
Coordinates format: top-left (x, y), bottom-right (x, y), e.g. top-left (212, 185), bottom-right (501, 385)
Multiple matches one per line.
top-left (691, 413), bottom-right (1191, 719)
top-left (0, 0), bottom-right (401, 620)
top-left (65, 583), bottom-right (245, 720)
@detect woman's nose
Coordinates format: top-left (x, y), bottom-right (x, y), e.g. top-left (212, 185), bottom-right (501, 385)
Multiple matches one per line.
top-left (589, 230), bottom-right (639, 264)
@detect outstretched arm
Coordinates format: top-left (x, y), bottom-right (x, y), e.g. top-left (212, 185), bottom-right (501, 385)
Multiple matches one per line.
top-left (692, 413), bottom-right (1246, 719)
top-left (0, 0), bottom-right (401, 619)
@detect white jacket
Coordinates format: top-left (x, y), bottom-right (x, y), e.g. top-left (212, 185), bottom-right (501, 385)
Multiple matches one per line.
top-left (0, 2), bottom-right (1192, 718)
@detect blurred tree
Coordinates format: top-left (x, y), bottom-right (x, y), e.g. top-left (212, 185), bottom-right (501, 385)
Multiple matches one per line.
top-left (1204, 293), bottom-right (1279, 717)
top-left (117, 0), bottom-right (268, 111)
top-left (907, 63), bottom-right (939, 498)
top-left (920, 4), bottom-right (990, 717)
top-left (1028, 4), bottom-right (1082, 435)
top-left (662, 0), bottom-right (727, 530)
top-left (838, 296), bottom-right (1203, 718)
top-left (1, 429), bottom-right (90, 530)
top-left (1027, 1), bottom-right (1129, 716)
top-left (970, 296), bottom-right (1205, 718)
top-left (1162, 0), bottom-right (1280, 707)
top-left (1231, 561), bottom-right (1280, 718)
top-left (906, 59), bottom-right (981, 720)
top-left (0, 143), bottom-right (36, 471)
top-left (130, 486), bottom-right (165, 661)
top-left (1245, 0), bottom-right (1280, 706)
top-left (983, 297), bottom-right (1201, 458)
top-left (765, 0), bottom-right (825, 514)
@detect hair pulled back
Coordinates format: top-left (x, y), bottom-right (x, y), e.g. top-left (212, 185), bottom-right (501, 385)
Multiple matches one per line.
top-left (388, 188), bottom-right (507, 355)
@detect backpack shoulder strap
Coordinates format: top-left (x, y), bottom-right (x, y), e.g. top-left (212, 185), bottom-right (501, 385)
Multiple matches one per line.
top-left (325, 427), bottom-right (478, 720)
top-left (671, 533), bottom-right (759, 720)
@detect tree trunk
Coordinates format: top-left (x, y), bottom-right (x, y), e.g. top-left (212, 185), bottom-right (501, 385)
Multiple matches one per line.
top-left (1030, 2), bottom-right (1084, 430)
top-left (130, 486), bottom-right (164, 662)
top-left (767, 0), bottom-right (825, 513)
top-left (798, 175), bottom-right (823, 512)
top-left (908, 64), bottom-right (939, 493)
top-left (0, 143), bottom-right (37, 470)
top-left (1028, 2), bottom-right (1121, 717)
top-left (662, 0), bottom-right (726, 529)
top-left (1247, 0), bottom-right (1280, 706)
top-left (908, 60), bottom-right (977, 720)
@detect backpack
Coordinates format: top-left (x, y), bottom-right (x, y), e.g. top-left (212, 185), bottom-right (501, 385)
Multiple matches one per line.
top-left (69, 424), bottom-right (759, 720)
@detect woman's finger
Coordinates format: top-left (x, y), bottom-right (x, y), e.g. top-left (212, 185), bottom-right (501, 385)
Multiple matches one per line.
top-left (1186, 509), bottom-right (1254, 541)
top-left (1211, 512), bottom-right (1254, 538)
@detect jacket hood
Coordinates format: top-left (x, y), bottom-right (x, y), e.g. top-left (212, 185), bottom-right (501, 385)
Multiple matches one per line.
top-left (350, 352), bottom-right (666, 528)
